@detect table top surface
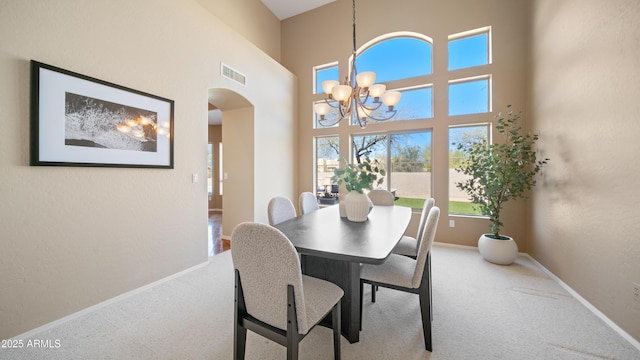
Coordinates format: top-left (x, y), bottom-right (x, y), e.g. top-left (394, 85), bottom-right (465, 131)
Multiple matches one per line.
top-left (274, 205), bottom-right (412, 264)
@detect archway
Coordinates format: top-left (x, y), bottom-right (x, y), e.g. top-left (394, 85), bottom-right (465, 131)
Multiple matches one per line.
top-left (207, 88), bottom-right (254, 254)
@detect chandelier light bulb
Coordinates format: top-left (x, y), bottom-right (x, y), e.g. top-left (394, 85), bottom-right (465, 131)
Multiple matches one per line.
top-left (369, 84), bottom-right (386, 98)
top-left (355, 71), bottom-right (376, 88)
top-left (314, 102), bottom-right (331, 116)
top-left (332, 84), bottom-right (353, 101)
top-left (382, 91), bottom-right (402, 107)
top-left (322, 80), bottom-right (340, 95)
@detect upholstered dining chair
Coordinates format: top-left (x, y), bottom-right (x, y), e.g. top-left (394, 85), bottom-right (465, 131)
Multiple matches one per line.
top-left (231, 222), bottom-right (344, 360)
top-left (367, 189), bottom-right (395, 206)
top-left (392, 197), bottom-right (435, 258)
top-left (298, 191), bottom-right (320, 215)
top-left (359, 206), bottom-right (440, 352)
top-left (372, 198), bottom-right (434, 300)
top-left (267, 196), bottom-right (297, 226)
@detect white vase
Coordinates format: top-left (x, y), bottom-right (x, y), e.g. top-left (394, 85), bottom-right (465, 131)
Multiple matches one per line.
top-left (478, 234), bottom-right (518, 265)
top-left (344, 191), bottom-right (372, 222)
top-left (338, 194), bottom-right (347, 218)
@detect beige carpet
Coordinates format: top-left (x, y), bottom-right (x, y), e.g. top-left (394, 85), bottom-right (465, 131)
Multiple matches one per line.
top-left (3, 244), bottom-right (639, 359)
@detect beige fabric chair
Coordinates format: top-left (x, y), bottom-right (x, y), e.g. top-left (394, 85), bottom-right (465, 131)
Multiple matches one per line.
top-left (392, 198), bottom-right (435, 258)
top-left (298, 191), bottom-right (320, 215)
top-left (360, 206), bottom-right (440, 351)
top-left (231, 222), bottom-right (344, 360)
top-left (367, 189), bottom-right (395, 206)
top-left (267, 196), bottom-right (296, 225)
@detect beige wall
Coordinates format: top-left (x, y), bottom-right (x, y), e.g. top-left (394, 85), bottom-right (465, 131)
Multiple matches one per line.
top-left (196, 0), bottom-right (281, 61)
top-left (0, 0), bottom-right (294, 339)
top-left (281, 0), bottom-right (530, 248)
top-left (529, 0), bottom-right (640, 342)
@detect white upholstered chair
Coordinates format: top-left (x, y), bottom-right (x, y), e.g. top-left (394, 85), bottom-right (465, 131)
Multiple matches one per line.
top-left (360, 206), bottom-right (440, 351)
top-left (298, 191), bottom-right (320, 215)
top-left (367, 189), bottom-right (395, 206)
top-left (392, 197), bottom-right (435, 258)
top-left (267, 196), bottom-right (297, 226)
top-left (231, 222), bottom-right (344, 360)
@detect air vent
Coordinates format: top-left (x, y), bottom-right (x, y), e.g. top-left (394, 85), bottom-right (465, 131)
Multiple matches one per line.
top-left (221, 63), bottom-right (246, 86)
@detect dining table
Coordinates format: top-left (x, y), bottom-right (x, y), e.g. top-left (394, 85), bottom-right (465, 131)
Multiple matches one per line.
top-left (273, 204), bottom-right (412, 343)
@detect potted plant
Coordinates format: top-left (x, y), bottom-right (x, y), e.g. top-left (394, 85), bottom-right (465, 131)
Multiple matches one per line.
top-left (454, 105), bottom-right (548, 264)
top-left (332, 156), bottom-right (385, 222)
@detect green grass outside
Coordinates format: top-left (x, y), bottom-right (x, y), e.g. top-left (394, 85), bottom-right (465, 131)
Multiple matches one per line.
top-left (394, 197), bottom-right (483, 216)
top-left (449, 201), bottom-right (482, 216)
top-left (394, 197), bottom-right (425, 209)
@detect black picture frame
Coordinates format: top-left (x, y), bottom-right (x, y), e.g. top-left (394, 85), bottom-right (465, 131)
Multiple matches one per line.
top-left (30, 60), bottom-right (174, 168)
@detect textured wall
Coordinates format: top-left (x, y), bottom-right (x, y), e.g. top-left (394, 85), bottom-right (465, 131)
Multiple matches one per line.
top-left (529, 0), bottom-right (640, 342)
top-left (0, 0), bottom-right (294, 338)
top-left (196, 0), bottom-right (281, 61)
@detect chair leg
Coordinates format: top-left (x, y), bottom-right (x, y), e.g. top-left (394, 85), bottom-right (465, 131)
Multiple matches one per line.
top-left (234, 271), bottom-right (247, 360)
top-left (332, 302), bottom-right (341, 360)
top-left (234, 325), bottom-right (247, 360)
top-left (359, 280), bottom-right (364, 330)
top-left (418, 275), bottom-right (433, 351)
top-left (286, 341), bottom-right (299, 360)
top-left (428, 252), bottom-right (433, 323)
top-left (371, 284), bottom-right (377, 303)
top-left (286, 285), bottom-right (299, 360)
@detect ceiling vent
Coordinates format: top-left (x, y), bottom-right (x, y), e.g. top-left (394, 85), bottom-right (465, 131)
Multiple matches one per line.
top-left (221, 63), bottom-right (246, 86)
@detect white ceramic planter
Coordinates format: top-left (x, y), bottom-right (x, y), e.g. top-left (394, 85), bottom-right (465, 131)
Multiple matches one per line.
top-left (343, 191), bottom-right (372, 222)
top-left (478, 234), bottom-right (518, 265)
top-left (338, 194), bottom-right (347, 217)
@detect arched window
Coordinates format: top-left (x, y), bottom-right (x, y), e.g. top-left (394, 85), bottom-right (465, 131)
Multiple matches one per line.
top-left (356, 36), bottom-right (432, 82)
top-left (355, 34), bottom-right (434, 124)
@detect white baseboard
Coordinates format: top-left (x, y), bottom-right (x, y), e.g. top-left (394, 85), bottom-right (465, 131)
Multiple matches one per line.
top-left (11, 260), bottom-right (211, 340)
top-left (435, 242), bottom-right (639, 351)
top-left (523, 254), bottom-right (640, 351)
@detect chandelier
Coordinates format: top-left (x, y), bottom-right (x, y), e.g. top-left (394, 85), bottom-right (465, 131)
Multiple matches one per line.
top-left (314, 0), bottom-right (401, 128)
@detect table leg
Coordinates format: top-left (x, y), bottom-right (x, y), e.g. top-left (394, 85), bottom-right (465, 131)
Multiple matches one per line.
top-left (300, 254), bottom-right (360, 343)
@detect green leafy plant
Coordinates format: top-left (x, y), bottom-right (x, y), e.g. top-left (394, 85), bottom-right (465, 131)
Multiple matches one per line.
top-left (454, 105), bottom-right (548, 239)
top-left (331, 156), bottom-right (386, 194)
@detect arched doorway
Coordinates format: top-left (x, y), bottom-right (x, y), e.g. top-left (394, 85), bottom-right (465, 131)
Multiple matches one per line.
top-left (207, 88), bottom-right (254, 256)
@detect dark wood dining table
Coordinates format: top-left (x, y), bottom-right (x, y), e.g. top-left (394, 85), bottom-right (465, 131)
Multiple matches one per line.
top-left (273, 204), bottom-right (412, 343)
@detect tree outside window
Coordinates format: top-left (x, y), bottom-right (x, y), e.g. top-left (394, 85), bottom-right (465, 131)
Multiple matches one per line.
top-left (449, 125), bottom-right (489, 215)
top-left (352, 131), bottom-right (431, 209)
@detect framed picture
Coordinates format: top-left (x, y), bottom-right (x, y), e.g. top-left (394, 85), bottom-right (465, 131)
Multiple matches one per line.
top-left (30, 60), bottom-right (174, 168)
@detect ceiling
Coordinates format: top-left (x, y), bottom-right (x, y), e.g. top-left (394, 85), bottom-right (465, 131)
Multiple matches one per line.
top-left (208, 0), bottom-right (334, 125)
top-left (261, 0), bottom-right (334, 20)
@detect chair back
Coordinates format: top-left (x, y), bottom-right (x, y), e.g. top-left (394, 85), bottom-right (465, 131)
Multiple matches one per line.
top-left (231, 222), bottom-right (310, 333)
top-left (367, 189), bottom-right (395, 206)
top-left (415, 198), bottom-right (435, 242)
top-left (267, 196), bottom-right (296, 225)
top-left (298, 192), bottom-right (320, 215)
top-left (411, 206), bottom-right (440, 288)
